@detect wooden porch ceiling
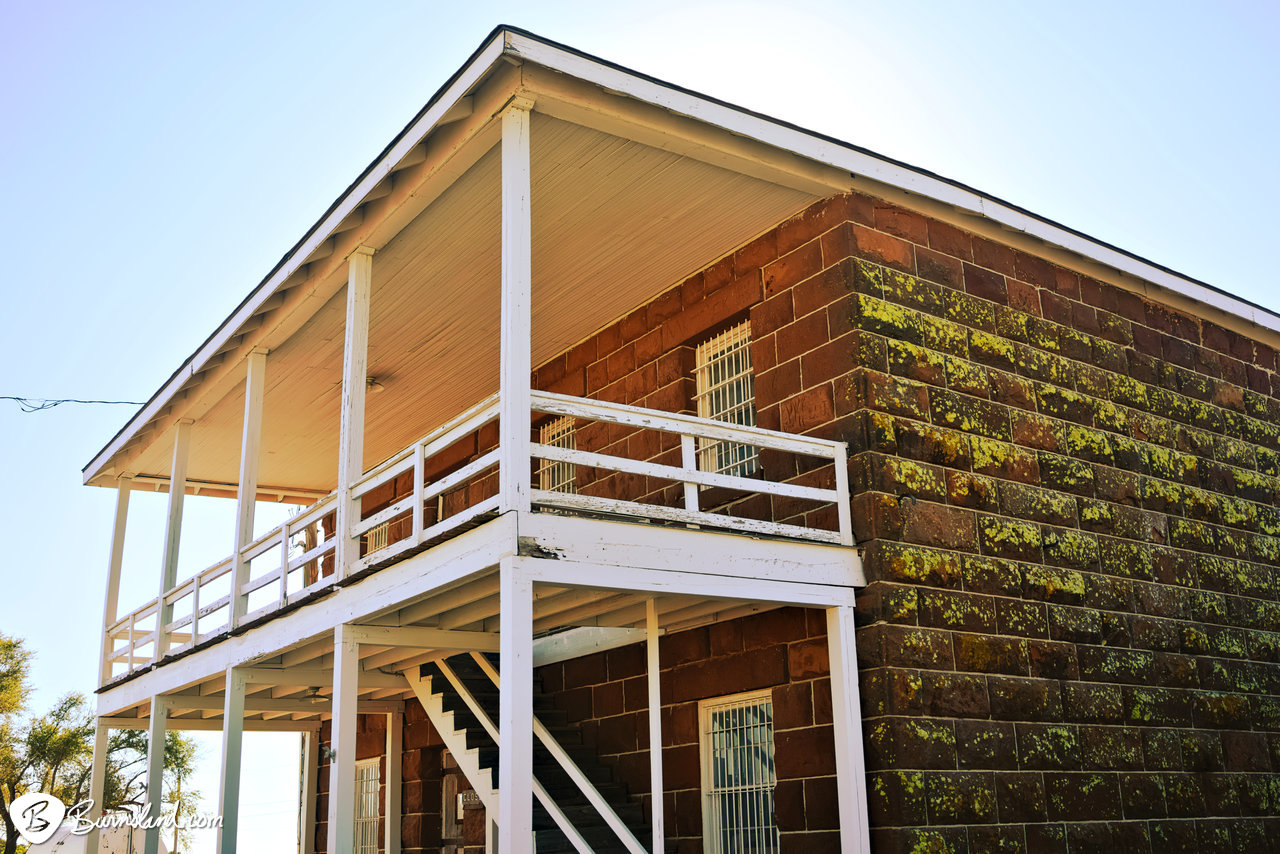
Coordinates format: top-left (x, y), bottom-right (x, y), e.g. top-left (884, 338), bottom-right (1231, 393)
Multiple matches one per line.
top-left (103, 574), bottom-right (775, 724)
top-left (114, 112), bottom-right (820, 495)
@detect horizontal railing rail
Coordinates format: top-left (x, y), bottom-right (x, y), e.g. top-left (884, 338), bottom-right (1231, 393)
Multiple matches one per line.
top-left (103, 390), bottom-right (852, 681)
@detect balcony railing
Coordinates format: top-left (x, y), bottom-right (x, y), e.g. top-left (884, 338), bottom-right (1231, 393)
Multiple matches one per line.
top-left (102, 392), bottom-right (851, 681)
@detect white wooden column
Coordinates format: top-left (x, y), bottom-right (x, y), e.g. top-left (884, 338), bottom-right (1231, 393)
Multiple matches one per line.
top-left (217, 668), bottom-right (247, 854)
top-left (497, 557), bottom-right (533, 849)
top-left (155, 419), bottom-right (192, 660)
top-left (646, 599), bottom-right (665, 853)
top-left (328, 624), bottom-right (359, 853)
top-left (337, 247), bottom-right (373, 576)
top-left (385, 712), bottom-right (402, 854)
top-left (826, 605), bottom-right (871, 854)
top-left (99, 475), bottom-right (133, 684)
top-left (299, 730), bottom-right (319, 854)
top-left (231, 350), bottom-right (267, 626)
top-left (142, 696), bottom-right (169, 854)
top-left (498, 98), bottom-right (534, 515)
top-left (84, 720), bottom-right (110, 854)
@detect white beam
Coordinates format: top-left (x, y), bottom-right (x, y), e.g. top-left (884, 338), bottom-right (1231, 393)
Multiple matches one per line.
top-left (231, 351), bottom-right (267, 627)
top-left (827, 606), bottom-right (871, 854)
top-left (348, 625), bottom-right (500, 651)
top-left (497, 558), bottom-right (533, 848)
top-left (646, 600), bottom-right (664, 853)
top-left (532, 626), bottom-right (648, 668)
top-left (84, 720), bottom-right (109, 854)
top-left (142, 696), bottom-right (168, 854)
top-left (239, 667), bottom-right (408, 690)
top-left (101, 717), bottom-right (319, 733)
top-left (99, 476), bottom-right (132, 684)
top-left (328, 625), bottom-right (359, 854)
top-left (165, 694), bottom-right (404, 714)
top-left (217, 669), bottom-right (247, 854)
top-left (385, 712), bottom-right (402, 854)
top-left (337, 247), bottom-right (373, 576)
top-left (498, 98), bottom-right (533, 514)
top-left (300, 730), bottom-right (318, 854)
top-left (155, 420), bottom-right (192, 661)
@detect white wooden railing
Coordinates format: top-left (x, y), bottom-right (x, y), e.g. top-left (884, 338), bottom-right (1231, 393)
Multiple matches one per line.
top-left (103, 391), bottom-right (851, 680)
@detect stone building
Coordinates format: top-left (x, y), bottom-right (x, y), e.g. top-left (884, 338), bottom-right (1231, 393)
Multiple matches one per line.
top-left (83, 26), bottom-right (1280, 854)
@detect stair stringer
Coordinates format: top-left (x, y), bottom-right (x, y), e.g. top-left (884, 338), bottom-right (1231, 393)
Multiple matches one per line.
top-left (404, 672), bottom-right (499, 816)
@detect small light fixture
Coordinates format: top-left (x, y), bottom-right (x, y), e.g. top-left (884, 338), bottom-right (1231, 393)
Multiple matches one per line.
top-left (366, 376), bottom-right (386, 394)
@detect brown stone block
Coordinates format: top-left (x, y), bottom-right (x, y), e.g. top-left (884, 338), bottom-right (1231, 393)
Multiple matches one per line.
top-left (787, 638), bottom-right (830, 679)
top-left (996, 598), bottom-right (1048, 638)
top-left (1061, 683), bottom-right (1123, 723)
top-left (971, 235), bottom-right (1017, 276)
top-left (926, 770), bottom-right (998, 824)
top-left (963, 262), bottom-right (1008, 305)
top-left (763, 239), bottom-right (822, 297)
top-left (1027, 639), bottom-right (1079, 680)
top-left (866, 715), bottom-right (956, 770)
top-left (874, 202), bottom-right (929, 244)
top-left (930, 388), bottom-right (1011, 440)
top-left (915, 245), bottom-right (963, 290)
top-left (1044, 772), bottom-right (1123, 820)
top-left (955, 634), bottom-right (1029, 676)
top-left (927, 219), bottom-right (973, 262)
top-left (956, 719), bottom-right (1017, 770)
top-left (775, 724), bottom-right (836, 778)
top-left (845, 223), bottom-right (915, 274)
top-left (990, 676), bottom-right (1061, 721)
top-left (877, 624), bottom-right (955, 670)
top-left (670, 645), bottom-right (787, 703)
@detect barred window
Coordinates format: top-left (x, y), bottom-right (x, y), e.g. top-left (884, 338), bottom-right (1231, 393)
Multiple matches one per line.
top-left (694, 322), bottom-right (758, 477)
top-left (354, 757), bottom-right (380, 854)
top-left (538, 415), bottom-right (576, 493)
top-left (700, 691), bottom-right (779, 854)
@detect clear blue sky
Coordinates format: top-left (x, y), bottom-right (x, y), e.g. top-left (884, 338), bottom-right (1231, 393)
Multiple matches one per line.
top-left (2, 1), bottom-right (1277, 850)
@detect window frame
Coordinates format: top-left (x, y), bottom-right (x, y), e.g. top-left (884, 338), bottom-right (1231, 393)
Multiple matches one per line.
top-left (353, 756), bottom-right (380, 854)
top-left (698, 688), bottom-right (780, 854)
top-left (693, 321), bottom-right (759, 478)
top-left (537, 414), bottom-right (577, 493)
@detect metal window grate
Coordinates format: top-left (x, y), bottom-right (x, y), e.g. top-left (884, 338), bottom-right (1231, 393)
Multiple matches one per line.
top-left (694, 322), bottom-right (758, 477)
top-left (354, 758), bottom-right (380, 854)
top-left (538, 415), bottom-right (577, 493)
top-left (701, 692), bottom-right (779, 854)
top-left (364, 521), bottom-right (390, 554)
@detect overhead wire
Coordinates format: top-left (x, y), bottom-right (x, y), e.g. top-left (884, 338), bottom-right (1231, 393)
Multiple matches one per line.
top-left (0, 396), bottom-right (144, 413)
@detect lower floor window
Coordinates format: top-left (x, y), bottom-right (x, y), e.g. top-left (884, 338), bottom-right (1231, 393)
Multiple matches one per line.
top-left (354, 757), bottom-right (380, 854)
top-left (700, 690), bottom-right (779, 853)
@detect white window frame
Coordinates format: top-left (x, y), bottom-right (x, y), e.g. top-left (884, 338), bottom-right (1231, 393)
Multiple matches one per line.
top-left (694, 322), bottom-right (759, 478)
top-left (699, 689), bottom-right (780, 854)
top-left (538, 415), bottom-right (577, 493)
top-left (354, 757), bottom-right (380, 854)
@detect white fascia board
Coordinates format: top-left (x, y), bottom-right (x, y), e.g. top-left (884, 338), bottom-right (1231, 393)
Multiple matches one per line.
top-left (83, 33), bottom-right (508, 485)
top-left (506, 31), bottom-right (1280, 338)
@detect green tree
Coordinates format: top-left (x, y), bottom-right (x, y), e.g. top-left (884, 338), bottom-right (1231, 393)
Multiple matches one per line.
top-left (0, 635), bottom-right (200, 854)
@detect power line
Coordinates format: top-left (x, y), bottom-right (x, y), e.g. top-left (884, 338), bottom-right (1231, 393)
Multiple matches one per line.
top-left (1, 396), bottom-right (144, 413)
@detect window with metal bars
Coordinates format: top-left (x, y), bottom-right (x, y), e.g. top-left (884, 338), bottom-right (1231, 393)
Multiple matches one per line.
top-left (700, 691), bottom-right (780, 854)
top-left (694, 322), bottom-right (759, 478)
top-left (354, 757), bottom-right (380, 854)
top-left (538, 415), bottom-right (577, 493)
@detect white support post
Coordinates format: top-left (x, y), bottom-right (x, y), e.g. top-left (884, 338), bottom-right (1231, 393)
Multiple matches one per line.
top-left (231, 350), bottom-right (267, 626)
top-left (84, 720), bottom-right (109, 854)
top-left (646, 599), bottom-right (664, 853)
top-left (497, 557), bottom-right (533, 849)
top-left (155, 419), bottom-right (192, 661)
top-left (217, 668), bottom-right (247, 854)
top-left (680, 434), bottom-right (699, 512)
top-left (99, 475), bottom-right (132, 684)
top-left (142, 696), bottom-right (169, 854)
top-left (385, 712), bottom-right (403, 854)
top-left (498, 98), bottom-right (534, 515)
top-left (328, 624), bottom-right (360, 854)
top-left (337, 248), bottom-right (373, 577)
top-left (826, 605), bottom-right (871, 854)
top-left (299, 730), bottom-right (319, 854)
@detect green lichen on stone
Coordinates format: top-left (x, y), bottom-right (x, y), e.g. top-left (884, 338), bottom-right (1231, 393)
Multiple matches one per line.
top-left (1145, 445), bottom-right (1198, 483)
top-left (888, 340), bottom-right (946, 383)
top-left (919, 314), bottom-right (970, 358)
top-left (1063, 425), bottom-right (1114, 464)
top-left (1036, 385), bottom-right (1090, 420)
top-left (1042, 528), bottom-right (1099, 569)
top-left (944, 357), bottom-right (988, 394)
top-left (1234, 467), bottom-right (1278, 501)
top-left (969, 329), bottom-right (1016, 367)
top-left (1092, 398), bottom-right (1130, 435)
top-left (888, 545), bottom-right (963, 587)
top-left (885, 269), bottom-right (944, 316)
top-left (883, 457), bottom-right (947, 499)
top-left (1109, 374), bottom-right (1149, 409)
top-left (1220, 496), bottom-right (1257, 530)
top-left (1024, 564), bottom-right (1086, 601)
top-left (980, 515), bottom-right (1042, 552)
top-left (1039, 452), bottom-right (1095, 494)
top-left (1027, 317), bottom-right (1062, 352)
top-left (1020, 725), bottom-right (1077, 765)
top-left (1016, 346), bottom-right (1074, 385)
top-left (942, 289), bottom-right (996, 331)
top-left (1079, 499), bottom-right (1114, 528)
top-left (906, 831), bottom-right (954, 854)
top-left (995, 307), bottom-right (1029, 342)
top-left (867, 411), bottom-right (898, 452)
top-left (1258, 447), bottom-right (1280, 477)
top-left (857, 259), bottom-right (885, 288)
top-left (970, 436), bottom-right (1017, 472)
top-left (1139, 476), bottom-right (1185, 511)
top-left (858, 294), bottom-right (923, 342)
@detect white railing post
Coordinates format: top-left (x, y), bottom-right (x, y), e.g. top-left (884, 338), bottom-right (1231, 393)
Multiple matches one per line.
top-left (646, 599), bottom-right (665, 853)
top-left (412, 441), bottom-right (425, 543)
top-left (337, 247), bottom-right (373, 575)
top-left (497, 557), bottom-right (534, 848)
top-left (99, 474), bottom-right (132, 684)
top-left (328, 624), bottom-right (359, 854)
top-left (217, 668), bottom-right (247, 854)
top-left (299, 730), bottom-right (319, 854)
top-left (142, 696), bottom-right (169, 854)
top-left (680, 434), bottom-right (699, 512)
top-left (385, 711), bottom-right (403, 854)
top-left (278, 520), bottom-right (291, 607)
top-left (833, 441), bottom-right (853, 546)
top-left (231, 350), bottom-right (267, 626)
top-left (827, 605), bottom-right (871, 854)
top-left (498, 97), bottom-right (534, 515)
top-left (84, 720), bottom-right (109, 854)
top-left (155, 419), bottom-right (192, 661)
